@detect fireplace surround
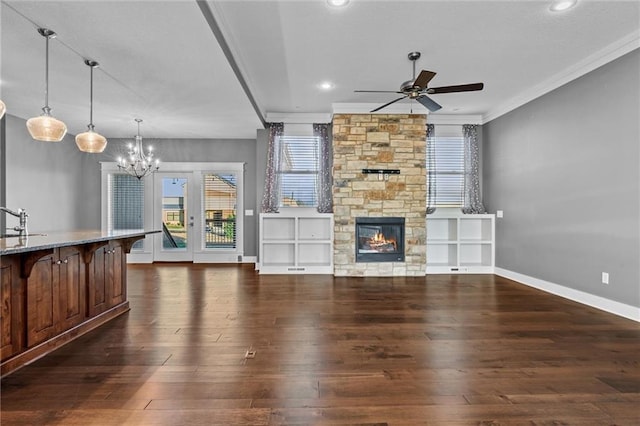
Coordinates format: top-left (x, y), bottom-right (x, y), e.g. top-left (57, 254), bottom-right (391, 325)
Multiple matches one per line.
top-left (332, 113), bottom-right (426, 276)
top-left (355, 217), bottom-right (405, 263)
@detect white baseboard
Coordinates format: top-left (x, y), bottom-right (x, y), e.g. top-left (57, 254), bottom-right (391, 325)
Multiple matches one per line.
top-left (495, 268), bottom-right (640, 322)
top-left (243, 256), bottom-right (257, 264)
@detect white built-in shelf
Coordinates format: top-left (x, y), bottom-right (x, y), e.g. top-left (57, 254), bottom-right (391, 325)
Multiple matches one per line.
top-left (259, 211), bottom-right (334, 274)
top-left (426, 212), bottom-right (495, 274)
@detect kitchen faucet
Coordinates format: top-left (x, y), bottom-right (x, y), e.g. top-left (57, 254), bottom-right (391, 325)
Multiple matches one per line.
top-left (0, 207), bottom-right (29, 237)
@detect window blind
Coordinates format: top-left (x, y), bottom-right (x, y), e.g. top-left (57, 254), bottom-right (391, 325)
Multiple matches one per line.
top-left (431, 136), bottom-right (465, 207)
top-left (277, 136), bottom-right (320, 207)
top-left (202, 173), bottom-right (237, 249)
top-left (108, 173), bottom-right (144, 249)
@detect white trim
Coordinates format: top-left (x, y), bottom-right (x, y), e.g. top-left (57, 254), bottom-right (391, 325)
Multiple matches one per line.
top-left (332, 102), bottom-right (429, 115)
top-left (495, 267), bottom-right (640, 322)
top-left (483, 30), bottom-right (640, 123)
top-left (428, 114), bottom-right (483, 125)
top-left (243, 256), bottom-right (257, 264)
top-left (266, 112), bottom-right (332, 123)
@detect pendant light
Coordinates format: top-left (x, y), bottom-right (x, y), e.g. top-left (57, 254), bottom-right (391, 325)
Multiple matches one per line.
top-left (75, 60), bottom-right (107, 153)
top-left (0, 100), bottom-right (6, 119)
top-left (26, 28), bottom-right (67, 142)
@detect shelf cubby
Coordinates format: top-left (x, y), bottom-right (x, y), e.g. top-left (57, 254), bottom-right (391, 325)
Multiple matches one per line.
top-left (426, 213), bottom-right (495, 274)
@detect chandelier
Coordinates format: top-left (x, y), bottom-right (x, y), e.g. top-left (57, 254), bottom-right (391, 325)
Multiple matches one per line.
top-left (117, 119), bottom-right (159, 179)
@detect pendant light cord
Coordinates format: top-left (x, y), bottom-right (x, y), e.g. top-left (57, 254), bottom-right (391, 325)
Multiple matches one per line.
top-left (89, 64), bottom-right (94, 127)
top-left (44, 34), bottom-right (50, 112)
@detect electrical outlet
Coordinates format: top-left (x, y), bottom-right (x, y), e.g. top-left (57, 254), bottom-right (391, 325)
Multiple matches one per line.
top-left (602, 272), bottom-right (609, 285)
top-left (497, 210), bottom-right (504, 218)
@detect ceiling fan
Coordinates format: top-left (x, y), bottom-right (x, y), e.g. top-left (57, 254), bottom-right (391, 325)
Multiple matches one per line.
top-left (355, 51), bottom-right (484, 113)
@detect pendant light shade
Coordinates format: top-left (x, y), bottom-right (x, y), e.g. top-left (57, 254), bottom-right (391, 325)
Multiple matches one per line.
top-left (0, 100), bottom-right (6, 119)
top-left (76, 60), bottom-right (107, 153)
top-left (27, 28), bottom-right (67, 142)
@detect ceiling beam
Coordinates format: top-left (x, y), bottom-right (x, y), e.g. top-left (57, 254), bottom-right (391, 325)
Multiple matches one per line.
top-left (196, 0), bottom-right (267, 128)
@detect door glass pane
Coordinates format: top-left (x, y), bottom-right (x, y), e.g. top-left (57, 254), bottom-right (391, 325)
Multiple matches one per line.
top-left (108, 174), bottom-right (144, 250)
top-left (203, 173), bottom-right (236, 249)
top-left (162, 177), bottom-right (188, 250)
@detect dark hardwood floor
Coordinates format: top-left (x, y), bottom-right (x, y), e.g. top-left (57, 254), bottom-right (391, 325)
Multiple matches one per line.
top-left (1, 264), bottom-right (639, 425)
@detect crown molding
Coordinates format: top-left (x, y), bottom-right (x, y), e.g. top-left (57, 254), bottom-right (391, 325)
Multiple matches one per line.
top-left (265, 112), bottom-right (332, 124)
top-left (427, 114), bottom-right (483, 125)
top-left (483, 30), bottom-right (640, 123)
top-left (332, 102), bottom-right (429, 115)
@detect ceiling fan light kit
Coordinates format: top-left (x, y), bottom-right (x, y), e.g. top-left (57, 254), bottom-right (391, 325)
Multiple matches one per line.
top-left (27, 28), bottom-right (68, 142)
top-left (355, 51), bottom-right (484, 113)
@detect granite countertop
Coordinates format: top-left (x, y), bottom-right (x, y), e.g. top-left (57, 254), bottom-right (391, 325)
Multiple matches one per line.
top-left (0, 230), bottom-right (160, 255)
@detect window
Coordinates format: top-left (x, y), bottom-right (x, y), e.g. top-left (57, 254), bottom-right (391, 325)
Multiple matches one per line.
top-left (202, 173), bottom-right (237, 249)
top-left (429, 135), bottom-right (465, 207)
top-left (107, 173), bottom-right (144, 249)
top-left (277, 136), bottom-right (320, 207)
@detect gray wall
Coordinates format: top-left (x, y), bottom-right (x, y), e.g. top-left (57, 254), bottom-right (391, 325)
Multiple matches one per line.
top-left (3, 115), bottom-right (260, 257)
top-left (4, 114), bottom-right (89, 232)
top-left (483, 49), bottom-right (640, 307)
top-left (1, 115), bottom-right (6, 232)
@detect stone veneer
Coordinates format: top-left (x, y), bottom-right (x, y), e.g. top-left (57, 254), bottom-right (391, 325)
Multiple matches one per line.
top-left (332, 114), bottom-right (427, 276)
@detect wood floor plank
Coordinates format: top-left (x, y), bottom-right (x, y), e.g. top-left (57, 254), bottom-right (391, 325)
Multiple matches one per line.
top-left (2, 265), bottom-right (638, 425)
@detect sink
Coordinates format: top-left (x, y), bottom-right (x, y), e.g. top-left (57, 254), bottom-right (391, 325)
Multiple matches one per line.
top-left (0, 233), bottom-right (47, 238)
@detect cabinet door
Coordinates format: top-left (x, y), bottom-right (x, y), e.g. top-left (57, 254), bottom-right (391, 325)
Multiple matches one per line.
top-left (87, 246), bottom-right (108, 317)
top-left (1, 256), bottom-right (24, 360)
top-left (57, 246), bottom-right (85, 332)
top-left (26, 252), bottom-right (59, 346)
top-left (107, 242), bottom-right (126, 308)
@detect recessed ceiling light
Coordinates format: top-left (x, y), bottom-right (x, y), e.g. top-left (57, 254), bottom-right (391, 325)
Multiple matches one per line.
top-left (327, 0), bottom-right (349, 7)
top-left (549, 0), bottom-right (577, 12)
top-left (319, 81), bottom-right (335, 91)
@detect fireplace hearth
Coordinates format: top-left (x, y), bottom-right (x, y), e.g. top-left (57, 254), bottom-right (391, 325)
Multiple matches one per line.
top-left (355, 217), bottom-right (405, 263)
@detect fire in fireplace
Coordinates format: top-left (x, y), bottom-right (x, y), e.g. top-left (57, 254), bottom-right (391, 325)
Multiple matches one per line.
top-left (355, 217), bottom-right (405, 262)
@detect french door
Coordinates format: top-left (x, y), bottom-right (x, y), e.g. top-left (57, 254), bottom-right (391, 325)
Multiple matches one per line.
top-left (151, 163), bottom-right (244, 263)
top-left (154, 173), bottom-right (195, 261)
top-left (103, 162), bottom-right (244, 263)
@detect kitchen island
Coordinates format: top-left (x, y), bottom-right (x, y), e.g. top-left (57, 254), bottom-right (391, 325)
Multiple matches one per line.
top-left (0, 230), bottom-right (158, 376)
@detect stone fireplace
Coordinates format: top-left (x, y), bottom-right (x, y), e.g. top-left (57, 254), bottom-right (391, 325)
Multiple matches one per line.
top-left (332, 114), bottom-right (427, 276)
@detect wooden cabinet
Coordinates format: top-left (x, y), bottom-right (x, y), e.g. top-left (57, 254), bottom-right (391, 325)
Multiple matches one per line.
top-left (0, 231), bottom-right (153, 376)
top-left (87, 241), bottom-right (126, 317)
top-left (1, 256), bottom-right (24, 360)
top-left (26, 246), bottom-right (84, 347)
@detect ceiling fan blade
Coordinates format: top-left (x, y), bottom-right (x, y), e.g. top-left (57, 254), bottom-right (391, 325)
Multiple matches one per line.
top-left (413, 70), bottom-right (437, 90)
top-left (370, 96), bottom-right (407, 112)
top-left (416, 95), bottom-right (442, 112)
top-left (355, 90), bottom-right (404, 93)
top-left (428, 83), bottom-right (484, 94)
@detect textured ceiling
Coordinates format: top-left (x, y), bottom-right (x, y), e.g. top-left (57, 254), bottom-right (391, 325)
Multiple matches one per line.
top-left (1, 0), bottom-right (639, 140)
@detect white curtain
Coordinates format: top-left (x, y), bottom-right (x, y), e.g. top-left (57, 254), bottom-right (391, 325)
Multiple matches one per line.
top-left (461, 124), bottom-right (486, 214)
top-left (313, 123), bottom-right (333, 213)
top-left (426, 123), bottom-right (436, 214)
top-left (260, 122), bottom-right (284, 213)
